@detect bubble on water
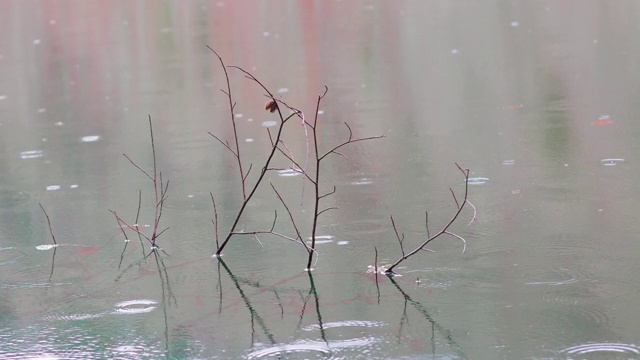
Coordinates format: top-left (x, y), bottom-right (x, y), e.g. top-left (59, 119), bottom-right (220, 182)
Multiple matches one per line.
top-left (317, 110), bottom-right (324, 115)
top-left (600, 158), bottom-right (624, 166)
top-left (46, 185), bottom-right (61, 191)
top-left (502, 160), bottom-right (515, 165)
top-left (235, 113), bottom-right (243, 118)
top-left (337, 241), bottom-right (349, 245)
top-left (20, 150), bottom-right (43, 159)
top-left (245, 138), bottom-right (254, 143)
top-left (54, 121), bottom-right (64, 126)
top-left (81, 135), bottom-right (100, 143)
top-left (261, 120), bottom-right (277, 127)
top-left (467, 177), bottom-right (489, 185)
top-left (0, 95), bottom-right (7, 100)
top-left (451, 49), bottom-right (459, 54)
top-left (49, 19), bottom-right (56, 25)
top-left (247, 118), bottom-right (253, 122)
top-left (277, 88), bottom-right (289, 94)
top-left (263, 31), bottom-right (270, 37)
top-left (36, 244), bottom-right (58, 250)
top-left (33, 39), bottom-right (41, 45)
top-left (510, 21), bottom-right (520, 27)
top-left (37, 108), bottom-right (46, 113)
top-left (70, 184), bottom-right (78, 189)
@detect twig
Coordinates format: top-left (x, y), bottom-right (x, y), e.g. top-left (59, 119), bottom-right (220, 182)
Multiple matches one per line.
top-left (385, 164), bottom-right (471, 275)
top-left (38, 203), bottom-right (57, 245)
top-left (206, 46), bottom-right (246, 200)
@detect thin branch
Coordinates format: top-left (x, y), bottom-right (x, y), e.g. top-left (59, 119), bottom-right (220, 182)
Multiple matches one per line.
top-left (319, 122), bottom-right (384, 161)
top-left (444, 231), bottom-right (467, 254)
top-left (450, 188), bottom-right (459, 209)
top-left (208, 132), bottom-right (237, 157)
top-left (206, 45), bottom-right (246, 200)
top-left (385, 164), bottom-right (471, 275)
top-left (466, 199), bottom-right (477, 227)
top-left (425, 211), bottom-right (430, 238)
top-left (271, 183), bottom-right (311, 254)
top-left (210, 192), bottom-right (220, 249)
top-left (317, 207), bottom-right (338, 217)
top-left (319, 186), bottom-right (336, 200)
top-left (390, 215), bottom-right (405, 256)
top-left (39, 203), bottom-right (57, 245)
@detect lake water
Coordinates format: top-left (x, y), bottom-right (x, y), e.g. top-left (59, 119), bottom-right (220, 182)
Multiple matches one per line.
top-left (2, 1), bottom-right (640, 359)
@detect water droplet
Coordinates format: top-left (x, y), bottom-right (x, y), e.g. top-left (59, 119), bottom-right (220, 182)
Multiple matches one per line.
top-left (263, 31), bottom-right (270, 37)
top-left (37, 108), bottom-right (46, 113)
top-left (235, 113), bottom-right (243, 118)
top-left (46, 185), bottom-right (61, 191)
top-left (451, 49), bottom-right (459, 54)
top-left (20, 150), bottom-right (43, 159)
top-left (49, 19), bottom-right (56, 25)
top-left (54, 121), bottom-right (64, 126)
top-left (80, 135), bottom-right (100, 143)
top-left (317, 110), bottom-right (324, 115)
top-left (245, 138), bottom-right (254, 143)
top-left (70, 184), bottom-right (78, 189)
top-left (33, 39), bottom-right (41, 45)
top-left (261, 120), bottom-right (277, 127)
top-left (467, 177), bottom-right (489, 185)
top-left (278, 168), bottom-right (302, 177)
top-left (277, 88), bottom-right (289, 94)
top-left (0, 95), bottom-right (7, 100)
top-left (502, 160), bottom-right (515, 165)
top-left (510, 21), bottom-right (520, 27)
top-left (351, 177), bottom-right (372, 185)
top-left (600, 158), bottom-right (624, 166)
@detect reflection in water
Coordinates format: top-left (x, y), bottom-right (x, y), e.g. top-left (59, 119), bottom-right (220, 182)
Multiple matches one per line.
top-left (561, 343), bottom-right (640, 358)
top-left (1, 1), bottom-right (640, 358)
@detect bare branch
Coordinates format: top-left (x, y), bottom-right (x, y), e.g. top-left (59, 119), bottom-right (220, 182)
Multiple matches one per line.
top-left (271, 183), bottom-right (311, 254)
top-left (317, 207), bottom-right (338, 217)
top-left (39, 203), bottom-right (57, 245)
top-left (425, 211), bottom-right (430, 238)
top-left (385, 164), bottom-right (472, 274)
top-left (319, 186), bottom-right (336, 200)
top-left (208, 132), bottom-right (237, 157)
top-left (466, 199), bottom-right (477, 227)
top-left (206, 45), bottom-right (246, 199)
top-left (210, 193), bottom-right (220, 248)
top-left (450, 188), bottom-right (459, 209)
top-left (444, 231), bottom-right (467, 254)
top-left (319, 122), bottom-right (384, 161)
top-left (123, 154), bottom-right (153, 181)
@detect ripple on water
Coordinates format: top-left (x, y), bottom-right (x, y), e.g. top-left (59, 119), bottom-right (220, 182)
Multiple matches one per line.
top-left (247, 342), bottom-right (332, 359)
top-left (328, 218), bottom-right (388, 236)
top-left (560, 343), bottom-right (640, 359)
top-left (600, 158), bottom-right (625, 166)
top-left (306, 235), bottom-right (334, 245)
top-left (20, 150), bottom-right (44, 159)
top-left (113, 299), bottom-right (157, 315)
top-left (466, 177), bottom-right (489, 185)
top-left (0, 247), bottom-right (28, 266)
top-left (277, 168), bottom-right (302, 177)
